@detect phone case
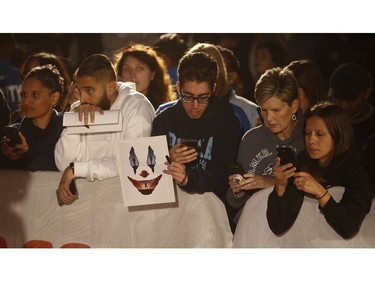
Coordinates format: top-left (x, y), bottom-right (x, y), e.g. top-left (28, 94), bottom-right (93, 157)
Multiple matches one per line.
top-left (276, 147), bottom-right (298, 167)
top-left (227, 162), bottom-right (245, 176)
top-left (3, 126), bottom-right (22, 146)
top-left (180, 139), bottom-right (198, 150)
top-left (69, 179), bottom-right (78, 195)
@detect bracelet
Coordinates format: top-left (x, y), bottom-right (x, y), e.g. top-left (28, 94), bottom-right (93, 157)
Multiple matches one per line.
top-left (316, 190), bottom-right (328, 200)
top-left (232, 189), bottom-right (245, 198)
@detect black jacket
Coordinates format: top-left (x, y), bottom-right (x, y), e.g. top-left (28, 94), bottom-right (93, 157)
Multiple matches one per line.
top-left (0, 109), bottom-right (63, 171)
top-left (151, 97), bottom-right (242, 199)
top-left (267, 147), bottom-right (373, 239)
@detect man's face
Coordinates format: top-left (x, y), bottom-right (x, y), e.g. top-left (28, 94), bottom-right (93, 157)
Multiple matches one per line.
top-left (75, 76), bottom-right (111, 110)
top-left (178, 81), bottom-right (212, 119)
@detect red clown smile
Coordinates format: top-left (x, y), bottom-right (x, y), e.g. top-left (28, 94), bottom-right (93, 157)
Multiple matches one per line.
top-left (127, 174), bottom-right (163, 195)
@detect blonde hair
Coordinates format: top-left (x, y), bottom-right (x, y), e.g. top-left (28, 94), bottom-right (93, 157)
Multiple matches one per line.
top-left (188, 43), bottom-right (230, 97)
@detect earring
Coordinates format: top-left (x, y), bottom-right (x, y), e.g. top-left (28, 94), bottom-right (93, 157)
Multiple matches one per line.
top-left (292, 114), bottom-right (297, 122)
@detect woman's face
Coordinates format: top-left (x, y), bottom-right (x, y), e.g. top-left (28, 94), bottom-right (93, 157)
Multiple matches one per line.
top-left (260, 96), bottom-right (298, 141)
top-left (21, 77), bottom-right (59, 125)
top-left (305, 115), bottom-right (334, 167)
top-left (254, 47), bottom-right (274, 77)
top-left (121, 56), bottom-right (155, 95)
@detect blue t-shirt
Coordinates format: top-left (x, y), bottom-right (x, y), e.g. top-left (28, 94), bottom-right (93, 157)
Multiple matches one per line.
top-left (0, 59), bottom-right (22, 112)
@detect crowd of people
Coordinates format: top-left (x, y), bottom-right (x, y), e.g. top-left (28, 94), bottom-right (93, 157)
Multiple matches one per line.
top-left (1, 33), bottom-right (374, 241)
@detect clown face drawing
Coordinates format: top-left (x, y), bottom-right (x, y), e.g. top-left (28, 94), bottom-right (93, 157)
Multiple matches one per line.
top-left (127, 146), bottom-right (163, 195)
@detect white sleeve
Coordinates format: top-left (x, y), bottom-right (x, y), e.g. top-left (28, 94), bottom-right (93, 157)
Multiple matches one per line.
top-left (75, 97), bottom-right (155, 181)
top-left (121, 96), bottom-right (155, 139)
top-left (54, 128), bottom-right (82, 172)
top-left (75, 157), bottom-right (119, 181)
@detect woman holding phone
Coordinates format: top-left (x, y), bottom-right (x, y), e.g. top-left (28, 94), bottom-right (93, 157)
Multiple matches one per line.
top-left (226, 67), bottom-right (305, 226)
top-left (0, 64), bottom-right (64, 171)
top-left (267, 101), bottom-right (373, 239)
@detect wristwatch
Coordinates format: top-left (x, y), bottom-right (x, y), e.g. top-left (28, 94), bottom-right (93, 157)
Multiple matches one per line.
top-left (69, 162), bottom-right (74, 174)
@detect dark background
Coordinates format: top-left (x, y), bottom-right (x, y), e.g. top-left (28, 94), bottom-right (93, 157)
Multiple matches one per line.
top-left (7, 33), bottom-right (375, 103)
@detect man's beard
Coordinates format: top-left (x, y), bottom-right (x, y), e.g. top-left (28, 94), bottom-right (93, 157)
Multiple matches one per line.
top-left (98, 91), bottom-right (111, 110)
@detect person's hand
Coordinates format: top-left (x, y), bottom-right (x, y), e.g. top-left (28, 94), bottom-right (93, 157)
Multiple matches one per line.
top-left (74, 103), bottom-right (104, 125)
top-left (163, 160), bottom-right (187, 186)
top-left (169, 143), bottom-right (198, 164)
top-left (57, 166), bottom-right (78, 205)
top-left (273, 157), bottom-right (297, 196)
top-left (229, 172), bottom-right (271, 192)
top-left (228, 173), bottom-right (245, 194)
top-left (0, 132), bottom-right (29, 161)
top-left (293, 171), bottom-right (326, 198)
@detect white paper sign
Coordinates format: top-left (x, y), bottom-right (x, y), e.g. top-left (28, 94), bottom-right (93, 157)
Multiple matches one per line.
top-left (116, 135), bottom-right (176, 207)
top-left (63, 110), bottom-right (122, 134)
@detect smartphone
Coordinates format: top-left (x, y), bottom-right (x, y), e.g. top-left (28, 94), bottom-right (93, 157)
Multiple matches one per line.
top-left (3, 126), bottom-right (22, 146)
top-left (227, 162), bottom-right (245, 176)
top-left (69, 179), bottom-right (78, 195)
top-left (276, 147), bottom-right (298, 168)
top-left (227, 162), bottom-right (246, 183)
top-left (179, 138), bottom-right (198, 150)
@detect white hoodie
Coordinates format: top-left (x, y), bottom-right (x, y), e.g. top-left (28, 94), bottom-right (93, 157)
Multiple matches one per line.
top-left (54, 82), bottom-right (155, 181)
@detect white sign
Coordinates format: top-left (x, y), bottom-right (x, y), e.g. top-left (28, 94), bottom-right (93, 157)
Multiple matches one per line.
top-left (116, 135), bottom-right (176, 207)
top-left (63, 110), bottom-right (122, 134)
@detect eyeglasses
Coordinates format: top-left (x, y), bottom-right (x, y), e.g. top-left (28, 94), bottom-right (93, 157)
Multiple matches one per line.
top-left (181, 94), bottom-right (211, 104)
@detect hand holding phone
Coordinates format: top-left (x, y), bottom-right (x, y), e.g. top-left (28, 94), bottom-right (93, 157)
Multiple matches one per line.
top-left (3, 126), bottom-right (22, 147)
top-left (56, 179), bottom-right (78, 206)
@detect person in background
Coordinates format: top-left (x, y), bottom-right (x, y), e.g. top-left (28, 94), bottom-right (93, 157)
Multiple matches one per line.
top-left (217, 45), bottom-right (260, 130)
top-left (248, 39), bottom-right (287, 90)
top-left (328, 62), bottom-right (375, 198)
top-left (20, 51), bottom-right (73, 113)
top-left (153, 33), bottom-right (187, 86)
top-left (226, 67), bottom-right (305, 226)
top-left (151, 52), bottom-right (241, 224)
top-left (65, 80), bottom-right (80, 109)
top-left (0, 64), bottom-right (64, 171)
top-left (113, 44), bottom-right (176, 110)
top-left (55, 54), bottom-right (155, 205)
top-left (284, 59), bottom-right (327, 115)
top-left (0, 89), bottom-right (11, 138)
top-left (267, 101), bottom-right (373, 239)
top-left (0, 34), bottom-right (22, 114)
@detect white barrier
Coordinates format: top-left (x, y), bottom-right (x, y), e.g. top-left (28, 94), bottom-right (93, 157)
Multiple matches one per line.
top-left (0, 169), bottom-right (233, 248)
top-left (234, 186), bottom-right (375, 247)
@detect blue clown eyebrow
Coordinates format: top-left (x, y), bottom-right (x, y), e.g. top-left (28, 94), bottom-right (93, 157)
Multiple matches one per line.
top-left (129, 147), bottom-right (139, 174)
top-left (147, 146), bottom-right (156, 173)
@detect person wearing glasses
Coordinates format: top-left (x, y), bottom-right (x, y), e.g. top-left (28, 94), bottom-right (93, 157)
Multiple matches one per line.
top-left (151, 52), bottom-right (242, 206)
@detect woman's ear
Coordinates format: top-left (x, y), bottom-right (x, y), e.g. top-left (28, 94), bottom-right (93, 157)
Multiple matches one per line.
top-left (291, 98), bottom-right (299, 114)
top-left (51, 91), bottom-right (61, 107)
